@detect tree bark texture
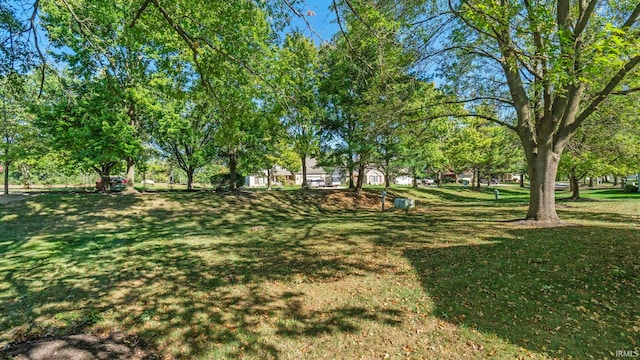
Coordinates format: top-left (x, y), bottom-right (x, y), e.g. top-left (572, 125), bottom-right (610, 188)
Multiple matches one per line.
top-left (3, 160), bottom-right (8, 195)
top-left (126, 157), bottom-right (136, 193)
top-left (355, 163), bottom-right (365, 194)
top-left (186, 167), bottom-right (194, 191)
top-left (570, 168), bottom-right (581, 200)
top-left (301, 154), bottom-right (307, 189)
top-left (524, 146), bottom-right (562, 222)
top-left (229, 150), bottom-right (237, 191)
top-left (267, 168), bottom-right (272, 190)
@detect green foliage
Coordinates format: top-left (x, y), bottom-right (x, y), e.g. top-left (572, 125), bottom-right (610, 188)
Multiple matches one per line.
top-left (320, 1), bottom-right (418, 190)
top-left (210, 172), bottom-right (245, 191)
top-left (422, 0), bottom-right (640, 220)
top-left (446, 115), bottom-right (513, 183)
top-left (278, 32), bottom-right (323, 184)
top-left (560, 94), bottom-right (640, 187)
top-left (35, 77), bottom-right (140, 175)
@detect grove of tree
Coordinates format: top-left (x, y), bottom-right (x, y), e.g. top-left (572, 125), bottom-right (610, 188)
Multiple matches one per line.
top-left (1, 0), bottom-right (638, 224)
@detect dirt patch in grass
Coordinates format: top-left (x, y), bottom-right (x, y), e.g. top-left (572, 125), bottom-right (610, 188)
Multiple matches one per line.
top-left (1, 332), bottom-right (158, 360)
top-left (321, 191), bottom-right (382, 211)
top-left (502, 219), bottom-right (578, 228)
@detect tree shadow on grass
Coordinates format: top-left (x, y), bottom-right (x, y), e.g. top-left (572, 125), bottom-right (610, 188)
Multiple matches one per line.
top-left (0, 192), bottom-right (405, 359)
top-left (558, 208), bottom-right (640, 225)
top-left (1, 236), bottom-right (403, 358)
top-left (403, 224), bottom-right (640, 358)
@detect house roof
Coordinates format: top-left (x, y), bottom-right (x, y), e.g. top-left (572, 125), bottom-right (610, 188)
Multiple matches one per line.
top-left (302, 158), bottom-right (326, 175)
top-left (272, 166), bottom-right (292, 177)
top-left (364, 168), bottom-right (384, 176)
top-left (267, 158), bottom-right (326, 177)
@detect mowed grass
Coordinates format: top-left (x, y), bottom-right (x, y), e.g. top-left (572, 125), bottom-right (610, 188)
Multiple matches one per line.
top-left (0, 185), bottom-right (638, 359)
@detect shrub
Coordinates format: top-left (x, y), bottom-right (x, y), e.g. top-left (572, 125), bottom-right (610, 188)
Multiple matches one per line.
top-left (623, 184), bottom-right (638, 193)
top-left (210, 173), bottom-right (244, 190)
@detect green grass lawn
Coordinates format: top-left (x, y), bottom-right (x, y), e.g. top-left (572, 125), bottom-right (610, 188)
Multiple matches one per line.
top-left (0, 185), bottom-right (638, 359)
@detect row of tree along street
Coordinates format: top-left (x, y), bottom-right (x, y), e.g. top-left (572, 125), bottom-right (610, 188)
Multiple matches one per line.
top-left (1, 0), bottom-right (639, 223)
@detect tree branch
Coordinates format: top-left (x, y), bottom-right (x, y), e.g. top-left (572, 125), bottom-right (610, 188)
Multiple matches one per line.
top-left (331, 0), bottom-right (374, 71)
top-left (29, 0), bottom-right (46, 98)
top-left (623, 3), bottom-right (640, 29)
top-left (129, 0), bottom-right (151, 28)
top-left (565, 55), bottom-right (640, 136)
top-left (611, 87), bottom-right (640, 95)
top-left (410, 112), bottom-right (517, 131)
top-left (282, 0), bottom-right (325, 43)
top-left (573, 0), bottom-right (597, 38)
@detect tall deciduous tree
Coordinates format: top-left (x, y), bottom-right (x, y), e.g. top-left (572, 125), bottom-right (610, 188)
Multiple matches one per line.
top-left (322, 0), bottom-right (416, 194)
top-left (396, 82), bottom-right (454, 188)
top-left (41, 0), bottom-right (154, 192)
top-left (1, 3), bottom-right (41, 194)
top-left (36, 77), bottom-right (139, 189)
top-left (151, 85), bottom-right (217, 191)
top-left (132, 0), bottom-right (277, 190)
top-left (422, 1), bottom-right (640, 223)
top-left (279, 32), bottom-right (323, 189)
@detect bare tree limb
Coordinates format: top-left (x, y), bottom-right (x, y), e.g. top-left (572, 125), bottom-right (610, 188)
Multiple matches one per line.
top-left (410, 112), bottom-right (517, 131)
top-left (28, 0), bottom-right (46, 98)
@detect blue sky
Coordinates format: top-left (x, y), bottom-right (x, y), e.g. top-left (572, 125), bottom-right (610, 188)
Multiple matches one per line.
top-left (287, 0), bottom-right (339, 43)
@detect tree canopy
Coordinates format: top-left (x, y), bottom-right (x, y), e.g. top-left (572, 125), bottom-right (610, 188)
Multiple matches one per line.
top-left (1, 0), bottom-right (638, 224)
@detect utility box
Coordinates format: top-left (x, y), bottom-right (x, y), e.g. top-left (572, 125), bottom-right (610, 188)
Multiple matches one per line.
top-left (394, 198), bottom-right (415, 211)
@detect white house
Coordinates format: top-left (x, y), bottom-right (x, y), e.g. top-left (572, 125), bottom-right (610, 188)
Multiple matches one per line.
top-left (294, 158), bottom-right (327, 185)
top-left (245, 158), bottom-right (328, 187)
top-left (245, 170), bottom-right (268, 187)
top-left (394, 175), bottom-right (414, 185)
top-left (364, 168), bottom-right (385, 185)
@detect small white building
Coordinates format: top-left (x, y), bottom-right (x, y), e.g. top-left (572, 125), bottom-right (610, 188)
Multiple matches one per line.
top-left (245, 158), bottom-right (328, 187)
top-left (245, 170), bottom-right (268, 187)
top-left (364, 168), bottom-right (385, 185)
top-left (394, 175), bottom-right (414, 185)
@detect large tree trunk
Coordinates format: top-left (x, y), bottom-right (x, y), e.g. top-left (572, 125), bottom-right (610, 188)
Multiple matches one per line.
top-left (3, 160), bottom-right (9, 195)
top-left (525, 147), bottom-right (562, 222)
top-left (301, 154), bottom-right (308, 189)
top-left (520, 173), bottom-right (525, 188)
top-left (476, 168), bottom-right (481, 188)
top-left (267, 168), bottom-right (272, 190)
top-left (94, 163), bottom-right (114, 192)
top-left (229, 150), bottom-right (238, 191)
top-left (613, 176), bottom-right (619, 186)
top-left (186, 167), bottom-right (194, 191)
top-left (436, 171), bottom-right (442, 188)
top-left (588, 177), bottom-right (594, 188)
top-left (412, 167), bottom-right (418, 188)
top-left (354, 163), bottom-right (365, 195)
top-left (125, 157), bottom-right (136, 193)
top-left (384, 167), bottom-right (390, 188)
top-left (570, 168), bottom-right (580, 200)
